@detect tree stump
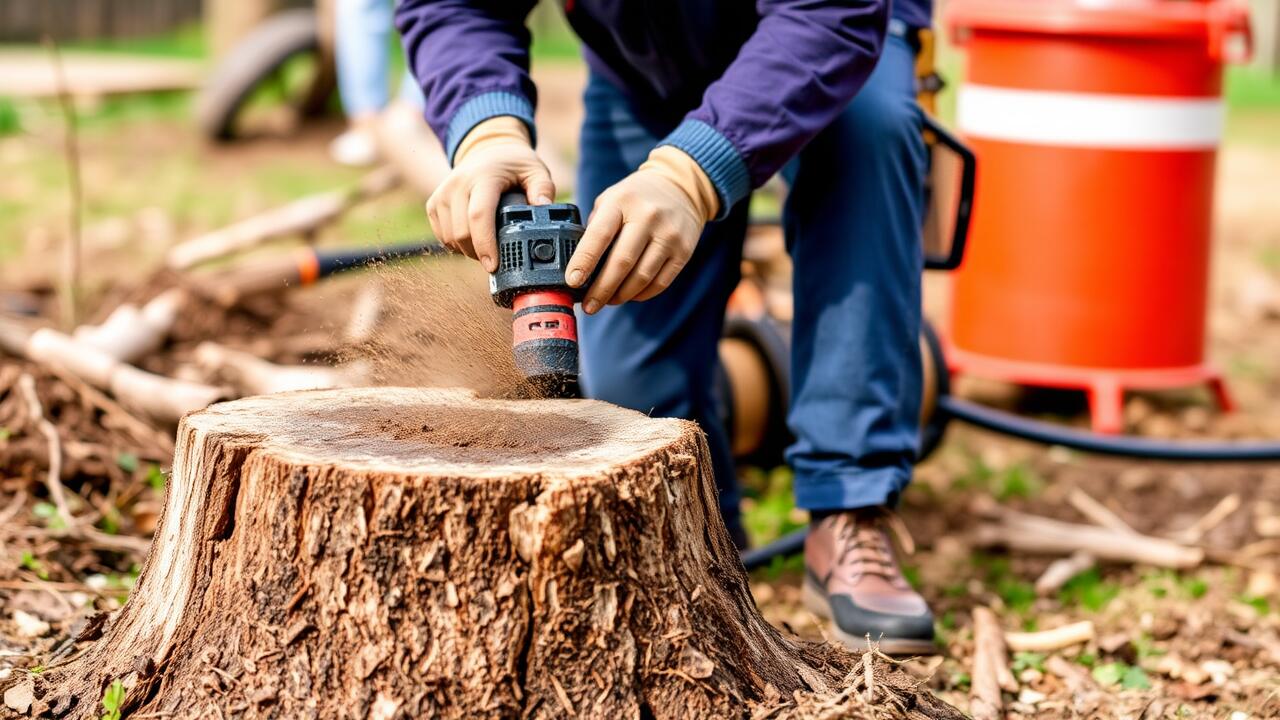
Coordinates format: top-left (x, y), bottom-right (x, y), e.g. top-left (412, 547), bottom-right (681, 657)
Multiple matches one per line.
top-left (30, 388), bottom-right (961, 719)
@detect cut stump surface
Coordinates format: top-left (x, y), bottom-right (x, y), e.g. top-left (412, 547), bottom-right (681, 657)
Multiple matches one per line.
top-left (28, 388), bottom-right (960, 719)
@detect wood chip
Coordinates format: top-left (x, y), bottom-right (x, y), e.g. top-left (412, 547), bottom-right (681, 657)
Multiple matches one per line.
top-left (3, 678), bottom-right (34, 714)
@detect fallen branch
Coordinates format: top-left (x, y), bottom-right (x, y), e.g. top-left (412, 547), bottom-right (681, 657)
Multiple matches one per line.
top-left (1004, 621), bottom-right (1096, 652)
top-left (166, 166), bottom-right (400, 270)
top-left (194, 342), bottom-right (367, 395)
top-left (17, 372), bottom-right (73, 529)
top-left (974, 505), bottom-right (1204, 569)
top-left (1172, 493), bottom-right (1241, 545)
top-left (1035, 551), bottom-right (1095, 596)
top-left (1067, 487), bottom-right (1137, 535)
top-left (8, 525), bottom-right (150, 556)
top-left (72, 288), bottom-right (185, 363)
top-left (1, 317), bottom-right (229, 423)
top-left (970, 607), bottom-right (1013, 720)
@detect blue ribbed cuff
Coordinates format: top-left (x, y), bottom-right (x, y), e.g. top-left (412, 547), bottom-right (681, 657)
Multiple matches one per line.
top-left (658, 119), bottom-right (751, 220)
top-left (445, 91), bottom-right (537, 165)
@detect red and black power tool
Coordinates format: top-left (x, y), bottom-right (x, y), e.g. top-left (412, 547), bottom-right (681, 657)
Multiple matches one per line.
top-left (490, 192), bottom-right (589, 398)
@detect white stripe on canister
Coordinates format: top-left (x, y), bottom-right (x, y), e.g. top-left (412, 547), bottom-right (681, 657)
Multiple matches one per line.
top-left (958, 84), bottom-right (1224, 149)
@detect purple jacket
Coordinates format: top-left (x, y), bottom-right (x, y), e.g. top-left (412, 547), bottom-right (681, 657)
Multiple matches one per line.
top-left (397, 0), bottom-right (930, 216)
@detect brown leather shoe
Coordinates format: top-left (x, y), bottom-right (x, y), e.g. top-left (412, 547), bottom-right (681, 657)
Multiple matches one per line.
top-left (803, 507), bottom-right (938, 655)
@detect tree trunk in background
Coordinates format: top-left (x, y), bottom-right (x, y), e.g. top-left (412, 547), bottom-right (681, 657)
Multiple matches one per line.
top-left (27, 388), bottom-right (961, 719)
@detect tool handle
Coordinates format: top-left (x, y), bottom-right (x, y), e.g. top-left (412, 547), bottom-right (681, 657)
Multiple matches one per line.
top-left (498, 191), bottom-right (530, 214)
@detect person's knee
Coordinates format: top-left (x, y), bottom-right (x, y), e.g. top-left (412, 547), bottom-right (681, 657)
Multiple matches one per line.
top-left (839, 89), bottom-right (922, 159)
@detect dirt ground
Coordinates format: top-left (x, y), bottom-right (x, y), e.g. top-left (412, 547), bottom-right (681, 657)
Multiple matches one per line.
top-left (2, 64), bottom-right (1280, 718)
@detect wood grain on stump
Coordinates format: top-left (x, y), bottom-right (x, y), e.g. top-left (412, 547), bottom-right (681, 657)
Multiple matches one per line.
top-left (29, 388), bottom-right (960, 719)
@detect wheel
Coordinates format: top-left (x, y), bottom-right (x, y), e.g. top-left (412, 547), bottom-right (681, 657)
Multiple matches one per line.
top-left (917, 317), bottom-right (952, 461)
top-left (195, 8), bottom-right (336, 141)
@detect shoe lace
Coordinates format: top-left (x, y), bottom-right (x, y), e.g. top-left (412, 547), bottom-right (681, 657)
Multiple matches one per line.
top-left (831, 509), bottom-right (916, 584)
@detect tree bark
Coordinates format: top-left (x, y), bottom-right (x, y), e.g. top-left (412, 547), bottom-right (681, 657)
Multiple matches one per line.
top-left (28, 388), bottom-right (960, 719)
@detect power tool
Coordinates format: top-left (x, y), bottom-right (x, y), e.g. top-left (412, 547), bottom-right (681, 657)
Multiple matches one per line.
top-left (490, 192), bottom-right (587, 399)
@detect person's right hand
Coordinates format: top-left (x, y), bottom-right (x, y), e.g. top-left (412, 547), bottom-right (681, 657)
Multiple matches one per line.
top-left (426, 116), bottom-right (555, 273)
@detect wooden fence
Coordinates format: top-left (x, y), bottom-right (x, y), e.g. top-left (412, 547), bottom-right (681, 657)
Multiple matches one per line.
top-left (0, 0), bottom-right (203, 42)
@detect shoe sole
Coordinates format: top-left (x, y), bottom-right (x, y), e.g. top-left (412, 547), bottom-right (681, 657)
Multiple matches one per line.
top-left (801, 577), bottom-right (941, 657)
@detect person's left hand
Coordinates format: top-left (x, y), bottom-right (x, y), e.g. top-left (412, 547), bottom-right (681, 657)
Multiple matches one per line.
top-left (566, 147), bottom-right (719, 313)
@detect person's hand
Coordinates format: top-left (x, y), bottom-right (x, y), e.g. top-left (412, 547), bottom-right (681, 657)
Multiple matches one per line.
top-left (426, 116), bottom-right (554, 272)
top-left (566, 146), bottom-right (719, 313)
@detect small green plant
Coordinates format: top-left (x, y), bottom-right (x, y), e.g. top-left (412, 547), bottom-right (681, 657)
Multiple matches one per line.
top-left (116, 452), bottom-right (139, 473)
top-left (32, 502), bottom-right (66, 530)
top-left (954, 452), bottom-right (995, 491)
top-left (1133, 632), bottom-right (1166, 660)
top-left (0, 425), bottom-right (11, 441)
top-left (27, 664), bottom-right (45, 675)
top-left (1237, 595), bottom-right (1271, 616)
top-left (146, 464), bottom-right (167, 492)
top-left (101, 679), bottom-right (126, 720)
top-left (1091, 662), bottom-right (1151, 690)
top-left (995, 578), bottom-right (1037, 613)
top-left (98, 506), bottom-right (122, 535)
top-left (19, 550), bottom-right (48, 580)
top-left (1012, 652), bottom-right (1046, 675)
top-left (1058, 568), bottom-right (1120, 612)
top-left (1181, 576), bottom-right (1209, 599)
top-left (950, 671), bottom-right (971, 691)
top-left (993, 463), bottom-right (1043, 501)
top-left (1075, 652), bottom-right (1097, 668)
top-left (0, 98), bottom-right (20, 137)
top-left (901, 564), bottom-right (922, 590)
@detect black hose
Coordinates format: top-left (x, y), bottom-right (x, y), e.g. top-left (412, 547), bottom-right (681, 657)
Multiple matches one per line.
top-left (737, 395), bottom-right (1280, 570)
top-left (315, 241), bottom-right (446, 277)
top-left (937, 396), bottom-right (1280, 461)
top-left (740, 528), bottom-right (807, 572)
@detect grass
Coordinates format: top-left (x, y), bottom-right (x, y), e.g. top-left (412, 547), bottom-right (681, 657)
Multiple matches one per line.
top-left (1058, 567), bottom-right (1120, 612)
top-left (64, 23), bottom-right (206, 60)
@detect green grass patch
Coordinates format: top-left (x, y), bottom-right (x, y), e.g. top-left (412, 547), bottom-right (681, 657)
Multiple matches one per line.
top-left (742, 466), bottom-right (804, 549)
top-left (1012, 651), bottom-right (1046, 675)
top-left (1237, 594), bottom-right (1271, 616)
top-left (1092, 662), bottom-right (1151, 690)
top-left (65, 23), bottom-right (206, 60)
top-left (529, 3), bottom-right (581, 61)
top-left (1059, 567), bottom-right (1120, 612)
top-left (1226, 67), bottom-right (1280, 110)
top-left (19, 551), bottom-right (48, 580)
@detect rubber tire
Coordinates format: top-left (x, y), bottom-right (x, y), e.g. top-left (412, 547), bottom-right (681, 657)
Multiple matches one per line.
top-left (917, 318), bottom-right (951, 461)
top-left (195, 8), bottom-right (328, 142)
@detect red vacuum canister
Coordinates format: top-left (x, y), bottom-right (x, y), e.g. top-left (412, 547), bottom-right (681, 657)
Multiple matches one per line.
top-left (944, 0), bottom-right (1252, 433)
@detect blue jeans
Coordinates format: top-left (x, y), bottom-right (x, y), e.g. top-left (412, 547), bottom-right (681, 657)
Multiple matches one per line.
top-left (576, 35), bottom-right (927, 532)
top-left (335, 0), bottom-right (424, 116)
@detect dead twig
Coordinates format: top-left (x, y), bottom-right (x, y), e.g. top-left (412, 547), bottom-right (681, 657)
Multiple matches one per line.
top-left (43, 36), bottom-right (83, 329)
top-left (974, 505), bottom-right (1203, 569)
top-left (0, 490), bottom-right (28, 528)
top-left (1004, 621), bottom-right (1096, 652)
top-left (1035, 551), bottom-right (1095, 596)
top-left (1067, 487), bottom-right (1137, 535)
top-left (1172, 493), bottom-right (1241, 545)
top-left (7, 524), bottom-right (151, 556)
top-left (166, 166), bottom-right (399, 270)
top-left (18, 372), bottom-right (74, 529)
